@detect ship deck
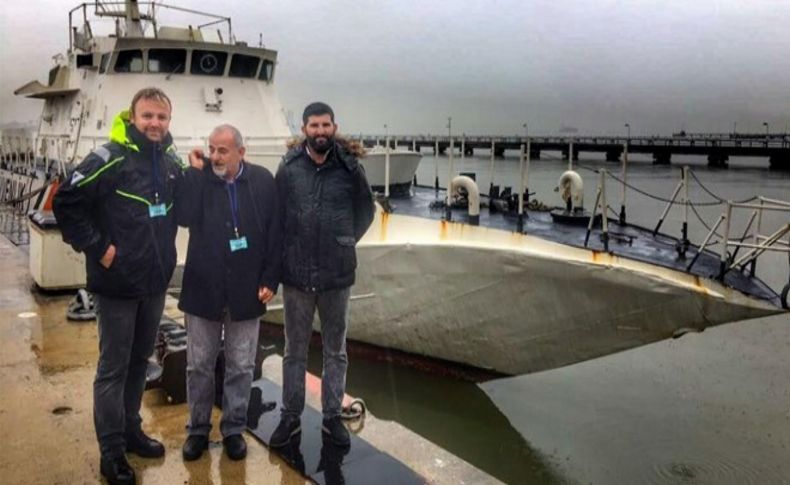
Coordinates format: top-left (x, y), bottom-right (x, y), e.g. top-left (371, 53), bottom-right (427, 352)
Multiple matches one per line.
top-left (390, 186), bottom-right (781, 307)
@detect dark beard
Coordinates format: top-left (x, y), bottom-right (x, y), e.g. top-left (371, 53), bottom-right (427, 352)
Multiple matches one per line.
top-left (307, 135), bottom-right (334, 154)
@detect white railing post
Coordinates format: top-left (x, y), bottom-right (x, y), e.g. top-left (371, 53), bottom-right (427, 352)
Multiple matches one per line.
top-left (384, 135), bottom-right (390, 198)
top-left (620, 141), bottom-right (628, 225)
top-left (489, 139), bottom-right (495, 198)
top-left (517, 143), bottom-right (525, 232)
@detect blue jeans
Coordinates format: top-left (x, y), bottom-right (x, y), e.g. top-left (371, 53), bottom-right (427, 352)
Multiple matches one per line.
top-left (94, 293), bottom-right (165, 458)
top-left (185, 312), bottom-right (260, 438)
top-left (281, 285), bottom-right (350, 419)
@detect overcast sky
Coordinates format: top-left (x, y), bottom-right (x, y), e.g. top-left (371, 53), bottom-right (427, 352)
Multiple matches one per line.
top-left (1, 0), bottom-right (789, 136)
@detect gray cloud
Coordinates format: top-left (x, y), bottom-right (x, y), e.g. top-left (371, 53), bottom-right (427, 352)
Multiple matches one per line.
top-left (2, 0), bottom-right (789, 136)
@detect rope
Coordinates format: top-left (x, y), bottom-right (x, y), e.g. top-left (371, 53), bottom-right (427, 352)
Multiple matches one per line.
top-left (688, 201), bottom-right (752, 242)
top-left (688, 170), bottom-right (758, 205)
top-left (2, 183), bottom-right (47, 205)
top-left (340, 398), bottom-right (366, 420)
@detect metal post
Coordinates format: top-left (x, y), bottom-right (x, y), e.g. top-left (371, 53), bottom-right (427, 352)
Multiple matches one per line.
top-left (517, 143), bottom-right (525, 232)
top-left (568, 139), bottom-right (574, 171)
top-left (446, 137), bottom-right (454, 221)
top-left (680, 166), bottom-right (690, 256)
top-left (434, 138), bottom-right (439, 191)
top-left (525, 139), bottom-right (531, 220)
top-left (718, 201), bottom-right (732, 279)
top-left (653, 177), bottom-right (684, 236)
top-left (599, 169), bottom-right (609, 252)
top-left (460, 134), bottom-right (465, 174)
top-left (751, 197), bottom-right (765, 276)
top-left (687, 215), bottom-right (726, 271)
top-left (584, 187), bottom-right (602, 248)
top-left (489, 139), bottom-right (495, 199)
top-left (412, 139), bottom-right (416, 152)
top-left (620, 141), bottom-right (628, 225)
top-left (384, 136), bottom-right (391, 198)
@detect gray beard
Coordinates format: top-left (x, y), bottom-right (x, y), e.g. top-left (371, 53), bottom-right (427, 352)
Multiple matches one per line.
top-left (212, 165), bottom-right (228, 178)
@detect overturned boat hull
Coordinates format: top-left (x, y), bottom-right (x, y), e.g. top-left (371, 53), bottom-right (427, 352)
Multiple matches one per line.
top-left (265, 208), bottom-right (781, 375)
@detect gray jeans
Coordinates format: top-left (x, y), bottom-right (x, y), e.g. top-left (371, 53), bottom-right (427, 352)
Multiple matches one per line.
top-left (94, 293), bottom-right (165, 459)
top-left (185, 312), bottom-right (260, 438)
top-left (282, 285), bottom-right (350, 419)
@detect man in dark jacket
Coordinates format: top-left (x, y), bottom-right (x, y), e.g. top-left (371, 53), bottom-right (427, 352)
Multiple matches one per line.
top-left (53, 87), bottom-right (184, 485)
top-left (270, 102), bottom-right (375, 447)
top-left (177, 124), bottom-right (281, 462)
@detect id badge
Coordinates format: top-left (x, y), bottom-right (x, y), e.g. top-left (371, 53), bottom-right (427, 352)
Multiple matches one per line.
top-left (149, 203), bottom-right (167, 218)
top-left (229, 236), bottom-right (248, 252)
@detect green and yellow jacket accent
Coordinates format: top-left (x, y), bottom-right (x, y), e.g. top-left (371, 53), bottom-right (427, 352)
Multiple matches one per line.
top-left (53, 111), bottom-right (186, 297)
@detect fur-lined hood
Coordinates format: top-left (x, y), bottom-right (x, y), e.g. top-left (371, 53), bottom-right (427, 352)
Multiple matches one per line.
top-left (285, 135), bottom-right (367, 158)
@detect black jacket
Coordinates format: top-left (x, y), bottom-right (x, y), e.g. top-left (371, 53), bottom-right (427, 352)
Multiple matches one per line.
top-left (275, 140), bottom-right (375, 292)
top-left (53, 111), bottom-right (184, 298)
top-left (177, 161), bottom-right (282, 321)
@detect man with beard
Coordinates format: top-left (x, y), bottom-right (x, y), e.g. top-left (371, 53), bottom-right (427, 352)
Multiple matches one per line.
top-left (53, 88), bottom-right (184, 485)
top-left (269, 102), bottom-right (375, 447)
top-left (177, 125), bottom-right (281, 462)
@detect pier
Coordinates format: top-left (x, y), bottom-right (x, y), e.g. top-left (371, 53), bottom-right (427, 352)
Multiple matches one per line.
top-left (360, 133), bottom-right (790, 170)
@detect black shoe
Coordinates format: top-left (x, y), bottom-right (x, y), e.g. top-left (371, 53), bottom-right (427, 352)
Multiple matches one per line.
top-left (321, 416), bottom-right (350, 446)
top-left (182, 434), bottom-right (209, 461)
top-left (125, 430), bottom-right (165, 458)
top-left (270, 416), bottom-right (301, 447)
top-left (100, 455), bottom-right (136, 485)
top-left (223, 434), bottom-right (247, 461)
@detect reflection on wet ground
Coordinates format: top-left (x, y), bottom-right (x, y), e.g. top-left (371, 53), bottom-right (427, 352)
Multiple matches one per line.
top-left (29, 292), bottom-right (98, 374)
top-left (246, 377), bottom-right (426, 485)
top-left (262, 331), bottom-right (571, 485)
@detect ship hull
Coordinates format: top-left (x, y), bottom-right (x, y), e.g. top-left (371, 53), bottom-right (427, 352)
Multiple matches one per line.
top-left (261, 210), bottom-right (781, 375)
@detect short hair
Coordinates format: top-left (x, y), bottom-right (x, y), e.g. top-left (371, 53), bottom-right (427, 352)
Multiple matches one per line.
top-left (302, 102), bottom-right (334, 124)
top-left (210, 124), bottom-right (245, 148)
top-left (130, 87), bottom-right (172, 115)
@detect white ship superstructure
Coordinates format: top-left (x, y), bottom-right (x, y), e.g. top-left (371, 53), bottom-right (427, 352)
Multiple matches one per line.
top-left (13, 1), bottom-right (292, 173)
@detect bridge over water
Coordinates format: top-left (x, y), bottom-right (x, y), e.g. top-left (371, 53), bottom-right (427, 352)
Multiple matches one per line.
top-left (360, 134), bottom-right (790, 170)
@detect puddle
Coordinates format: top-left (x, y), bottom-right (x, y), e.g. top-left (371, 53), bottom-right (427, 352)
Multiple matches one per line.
top-left (28, 293), bottom-right (98, 374)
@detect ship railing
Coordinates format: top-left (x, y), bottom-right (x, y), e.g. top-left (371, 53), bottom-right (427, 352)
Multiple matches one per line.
top-left (69, 2), bottom-right (234, 51)
top-left (718, 198), bottom-right (790, 278)
top-left (685, 197), bottom-right (790, 286)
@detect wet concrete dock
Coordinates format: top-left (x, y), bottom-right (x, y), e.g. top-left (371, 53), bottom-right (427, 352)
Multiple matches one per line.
top-left (0, 232), bottom-right (500, 484)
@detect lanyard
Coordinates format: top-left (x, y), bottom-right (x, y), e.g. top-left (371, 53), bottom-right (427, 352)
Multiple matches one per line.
top-left (152, 145), bottom-right (161, 204)
top-left (226, 181), bottom-right (240, 238)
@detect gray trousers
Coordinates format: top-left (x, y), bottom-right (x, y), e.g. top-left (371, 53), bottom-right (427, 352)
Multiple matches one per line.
top-left (94, 293), bottom-right (165, 459)
top-left (282, 285), bottom-right (350, 419)
top-left (185, 312), bottom-right (260, 438)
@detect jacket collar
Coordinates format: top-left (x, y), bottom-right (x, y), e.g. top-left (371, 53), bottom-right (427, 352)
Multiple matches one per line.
top-left (285, 141), bottom-right (357, 172)
top-left (109, 110), bottom-right (174, 154)
top-left (207, 160), bottom-right (249, 184)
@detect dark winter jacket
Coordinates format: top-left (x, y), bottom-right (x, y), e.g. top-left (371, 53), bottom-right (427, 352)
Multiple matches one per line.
top-left (177, 161), bottom-right (282, 321)
top-left (53, 110), bottom-right (185, 298)
top-left (275, 139), bottom-right (375, 292)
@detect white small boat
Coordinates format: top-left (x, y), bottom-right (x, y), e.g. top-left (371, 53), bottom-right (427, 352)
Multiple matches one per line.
top-left (360, 146), bottom-right (422, 197)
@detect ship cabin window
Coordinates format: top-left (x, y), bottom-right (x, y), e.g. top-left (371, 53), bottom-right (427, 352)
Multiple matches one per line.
top-left (148, 49), bottom-right (186, 74)
top-left (99, 54), bottom-right (111, 74)
top-left (229, 54), bottom-right (260, 78)
top-left (259, 60), bottom-right (274, 82)
top-left (191, 50), bottom-right (228, 76)
top-left (114, 50), bottom-right (144, 73)
top-left (76, 54), bottom-right (94, 69)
